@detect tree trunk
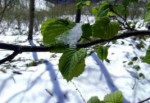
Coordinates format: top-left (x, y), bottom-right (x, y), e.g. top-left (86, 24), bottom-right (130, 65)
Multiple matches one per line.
top-left (75, 8), bottom-right (81, 23)
top-left (28, 0), bottom-right (35, 40)
top-left (0, 0), bottom-right (1, 6)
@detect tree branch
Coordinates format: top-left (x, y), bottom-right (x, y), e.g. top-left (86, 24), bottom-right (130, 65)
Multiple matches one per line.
top-left (0, 43), bottom-right (52, 52)
top-left (76, 30), bottom-right (150, 48)
top-left (0, 30), bottom-right (150, 64)
top-left (75, 8), bottom-right (81, 23)
top-left (0, 30), bottom-right (150, 51)
top-left (138, 97), bottom-right (150, 103)
top-left (0, 51), bottom-right (19, 64)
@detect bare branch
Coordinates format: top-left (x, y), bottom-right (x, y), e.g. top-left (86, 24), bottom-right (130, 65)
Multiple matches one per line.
top-left (0, 51), bottom-right (19, 64)
top-left (0, 43), bottom-right (52, 52)
top-left (0, 30), bottom-right (150, 64)
top-left (76, 30), bottom-right (150, 48)
top-left (138, 97), bottom-right (150, 103)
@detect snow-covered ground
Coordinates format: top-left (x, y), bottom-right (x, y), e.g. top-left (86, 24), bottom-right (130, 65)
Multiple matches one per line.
top-left (0, 17), bottom-right (150, 103)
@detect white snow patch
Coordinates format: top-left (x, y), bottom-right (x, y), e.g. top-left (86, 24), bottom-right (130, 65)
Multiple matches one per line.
top-left (57, 23), bottom-right (82, 47)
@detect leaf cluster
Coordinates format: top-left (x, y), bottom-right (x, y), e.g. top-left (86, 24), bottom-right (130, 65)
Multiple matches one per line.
top-left (40, 0), bottom-right (150, 84)
top-left (88, 91), bottom-right (123, 103)
top-left (41, 15), bottom-right (117, 81)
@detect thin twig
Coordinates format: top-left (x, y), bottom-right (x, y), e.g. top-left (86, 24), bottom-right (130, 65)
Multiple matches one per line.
top-left (71, 81), bottom-right (86, 103)
top-left (109, 5), bottom-right (134, 31)
top-left (0, 30), bottom-right (150, 51)
top-left (138, 97), bottom-right (150, 103)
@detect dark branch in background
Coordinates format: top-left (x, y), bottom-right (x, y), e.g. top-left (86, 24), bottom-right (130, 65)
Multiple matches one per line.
top-left (0, 0), bottom-right (14, 22)
top-left (0, 30), bottom-right (150, 64)
top-left (75, 8), bottom-right (81, 23)
top-left (28, 0), bottom-right (35, 40)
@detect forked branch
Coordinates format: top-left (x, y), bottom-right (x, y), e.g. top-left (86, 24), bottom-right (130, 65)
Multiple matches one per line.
top-left (0, 30), bottom-right (150, 64)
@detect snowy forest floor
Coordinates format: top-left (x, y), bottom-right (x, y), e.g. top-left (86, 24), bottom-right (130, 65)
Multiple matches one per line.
top-left (0, 17), bottom-right (150, 103)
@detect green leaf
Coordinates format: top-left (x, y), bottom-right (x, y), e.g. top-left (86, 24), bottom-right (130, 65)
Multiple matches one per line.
top-left (132, 57), bottom-right (138, 61)
top-left (143, 47), bottom-right (150, 64)
top-left (41, 18), bottom-right (76, 45)
top-left (97, 1), bottom-right (110, 17)
top-left (85, 1), bottom-right (91, 6)
top-left (92, 17), bottom-right (119, 39)
top-left (59, 48), bottom-right (87, 81)
top-left (122, 0), bottom-right (130, 6)
top-left (91, 7), bottom-right (99, 16)
top-left (128, 61), bottom-right (133, 65)
top-left (133, 65), bottom-right (140, 71)
top-left (113, 4), bottom-right (128, 16)
top-left (95, 45), bottom-right (109, 61)
top-left (49, 43), bottom-right (69, 53)
top-left (76, 0), bottom-right (91, 9)
top-left (107, 11), bottom-right (116, 17)
top-left (146, 2), bottom-right (150, 10)
top-left (26, 60), bottom-right (43, 67)
top-left (144, 10), bottom-right (150, 21)
top-left (96, 16), bottom-right (110, 24)
top-left (139, 73), bottom-right (145, 79)
top-left (104, 91), bottom-right (123, 103)
top-left (82, 23), bottom-right (92, 38)
top-left (88, 96), bottom-right (103, 103)
top-left (122, 0), bottom-right (138, 6)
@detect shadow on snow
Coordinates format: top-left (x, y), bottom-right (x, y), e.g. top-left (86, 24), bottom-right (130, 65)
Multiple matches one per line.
top-left (29, 40), bottom-right (38, 61)
top-left (91, 52), bottom-right (129, 103)
top-left (4, 40), bottom-right (65, 103)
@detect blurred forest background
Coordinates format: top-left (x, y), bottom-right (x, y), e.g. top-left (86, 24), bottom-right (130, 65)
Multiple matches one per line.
top-left (0, 0), bottom-right (148, 35)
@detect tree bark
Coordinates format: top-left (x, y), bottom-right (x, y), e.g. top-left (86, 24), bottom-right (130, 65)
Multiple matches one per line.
top-left (75, 8), bottom-right (81, 23)
top-left (28, 0), bottom-right (35, 40)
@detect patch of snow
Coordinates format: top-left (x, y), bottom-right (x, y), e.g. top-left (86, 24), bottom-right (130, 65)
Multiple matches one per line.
top-left (57, 23), bottom-right (82, 47)
top-left (35, 0), bottom-right (49, 11)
